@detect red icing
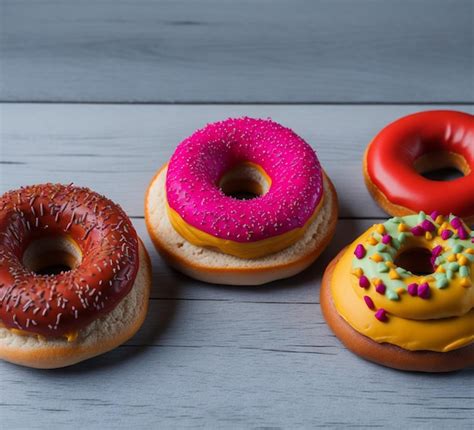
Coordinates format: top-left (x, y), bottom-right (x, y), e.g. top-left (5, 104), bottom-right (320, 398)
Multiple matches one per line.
top-left (366, 110), bottom-right (474, 217)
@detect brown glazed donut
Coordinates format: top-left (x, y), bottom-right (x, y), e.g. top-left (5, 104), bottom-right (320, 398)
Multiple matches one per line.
top-left (0, 184), bottom-right (151, 368)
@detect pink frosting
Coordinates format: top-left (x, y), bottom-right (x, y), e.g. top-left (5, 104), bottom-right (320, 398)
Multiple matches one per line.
top-left (165, 117), bottom-right (323, 243)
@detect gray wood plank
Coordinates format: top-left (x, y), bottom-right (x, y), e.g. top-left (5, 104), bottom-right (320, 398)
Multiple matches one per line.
top-left (1, 224), bottom-right (473, 429)
top-left (135, 218), bottom-right (379, 302)
top-left (1, 104), bottom-right (474, 429)
top-left (2, 103), bottom-right (472, 219)
top-left (0, 299), bottom-right (473, 429)
top-left (1, 0), bottom-right (472, 103)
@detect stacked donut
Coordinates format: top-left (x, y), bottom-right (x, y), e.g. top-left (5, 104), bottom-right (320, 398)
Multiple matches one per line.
top-left (322, 110), bottom-right (474, 372)
top-left (321, 211), bottom-right (474, 372)
top-left (146, 117), bottom-right (338, 285)
top-left (1, 110), bottom-right (473, 372)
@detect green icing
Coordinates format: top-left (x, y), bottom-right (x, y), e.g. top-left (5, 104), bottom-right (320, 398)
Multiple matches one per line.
top-left (397, 233), bottom-right (407, 243)
top-left (460, 266), bottom-right (470, 278)
top-left (351, 212), bottom-right (474, 301)
top-left (386, 290), bottom-right (399, 301)
top-left (435, 273), bottom-right (449, 289)
top-left (391, 238), bottom-right (401, 250)
top-left (448, 262), bottom-right (460, 272)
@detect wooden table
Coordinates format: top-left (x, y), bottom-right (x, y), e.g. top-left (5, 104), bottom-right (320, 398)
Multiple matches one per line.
top-left (0, 1), bottom-right (473, 428)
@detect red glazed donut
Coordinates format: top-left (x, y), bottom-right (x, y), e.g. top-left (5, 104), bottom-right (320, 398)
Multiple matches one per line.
top-left (364, 110), bottom-right (474, 223)
top-left (0, 184), bottom-right (151, 368)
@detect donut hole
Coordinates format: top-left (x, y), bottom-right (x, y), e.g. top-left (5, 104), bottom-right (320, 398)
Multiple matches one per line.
top-left (219, 162), bottom-right (271, 200)
top-left (394, 247), bottom-right (434, 276)
top-left (414, 151), bottom-right (469, 182)
top-left (22, 236), bottom-right (82, 276)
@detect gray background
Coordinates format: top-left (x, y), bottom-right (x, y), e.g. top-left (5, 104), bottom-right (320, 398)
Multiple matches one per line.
top-left (0, 1), bottom-right (473, 429)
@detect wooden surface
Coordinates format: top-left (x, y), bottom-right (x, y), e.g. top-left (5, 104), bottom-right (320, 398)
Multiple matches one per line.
top-left (1, 0), bottom-right (473, 103)
top-left (0, 104), bottom-right (473, 429)
top-left (2, 104), bottom-right (473, 220)
top-left (1, 0), bottom-right (474, 427)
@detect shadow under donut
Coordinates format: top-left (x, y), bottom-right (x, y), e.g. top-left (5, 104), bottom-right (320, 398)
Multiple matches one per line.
top-left (15, 256), bottom-right (184, 375)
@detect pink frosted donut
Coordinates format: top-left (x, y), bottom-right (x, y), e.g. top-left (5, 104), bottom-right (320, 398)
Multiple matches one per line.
top-left (145, 117), bottom-right (338, 284)
top-left (165, 117), bottom-right (324, 243)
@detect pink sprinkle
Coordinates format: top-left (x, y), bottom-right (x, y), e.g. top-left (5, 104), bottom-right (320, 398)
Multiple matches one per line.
top-left (411, 225), bottom-right (424, 236)
top-left (432, 245), bottom-right (443, 258)
top-left (451, 217), bottom-right (462, 229)
top-left (375, 282), bottom-right (386, 295)
top-left (441, 229), bottom-right (453, 240)
top-left (375, 309), bottom-right (388, 322)
top-left (458, 227), bottom-right (468, 240)
top-left (430, 245), bottom-right (442, 268)
top-left (359, 275), bottom-right (370, 289)
top-left (418, 282), bottom-right (431, 299)
top-left (382, 234), bottom-right (392, 245)
top-left (421, 219), bottom-right (435, 232)
top-left (430, 210), bottom-right (440, 221)
top-left (407, 283), bottom-right (418, 296)
top-left (166, 118), bottom-right (323, 242)
top-left (363, 295), bottom-right (375, 310)
top-left (354, 244), bottom-right (366, 259)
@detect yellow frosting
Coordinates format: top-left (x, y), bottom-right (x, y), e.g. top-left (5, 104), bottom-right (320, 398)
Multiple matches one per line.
top-left (166, 163), bottom-right (324, 259)
top-left (331, 229), bottom-right (474, 352)
top-left (354, 229), bottom-right (474, 320)
top-left (166, 161), bottom-right (324, 259)
top-left (1, 324), bottom-right (79, 343)
top-left (167, 200), bottom-right (323, 259)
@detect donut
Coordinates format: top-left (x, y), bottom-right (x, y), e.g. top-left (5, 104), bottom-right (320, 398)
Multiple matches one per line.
top-left (364, 110), bottom-right (474, 224)
top-left (321, 211), bottom-right (474, 372)
top-left (0, 184), bottom-right (152, 368)
top-left (145, 117), bottom-right (338, 285)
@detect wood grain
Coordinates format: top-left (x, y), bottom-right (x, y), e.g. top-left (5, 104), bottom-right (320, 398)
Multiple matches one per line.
top-left (1, 216), bottom-right (474, 429)
top-left (1, 288), bottom-right (473, 429)
top-left (1, 0), bottom-right (473, 103)
top-left (135, 218), bottom-right (378, 302)
top-left (2, 103), bottom-right (472, 218)
top-left (1, 103), bottom-right (473, 428)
